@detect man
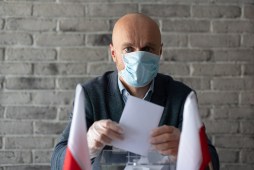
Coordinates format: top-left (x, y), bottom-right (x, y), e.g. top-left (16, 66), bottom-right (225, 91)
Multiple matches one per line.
top-left (51, 13), bottom-right (219, 170)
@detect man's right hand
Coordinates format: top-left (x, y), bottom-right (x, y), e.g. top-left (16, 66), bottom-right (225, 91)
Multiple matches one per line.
top-left (87, 119), bottom-right (124, 158)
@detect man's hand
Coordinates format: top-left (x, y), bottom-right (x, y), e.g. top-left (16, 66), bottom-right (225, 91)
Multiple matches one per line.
top-left (87, 119), bottom-right (123, 158)
top-left (150, 125), bottom-right (180, 157)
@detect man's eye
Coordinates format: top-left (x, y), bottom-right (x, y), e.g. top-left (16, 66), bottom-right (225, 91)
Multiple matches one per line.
top-left (142, 47), bottom-right (153, 52)
top-left (124, 47), bottom-right (133, 53)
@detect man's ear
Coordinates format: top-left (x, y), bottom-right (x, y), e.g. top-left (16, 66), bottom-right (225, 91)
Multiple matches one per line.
top-left (110, 43), bottom-right (116, 62)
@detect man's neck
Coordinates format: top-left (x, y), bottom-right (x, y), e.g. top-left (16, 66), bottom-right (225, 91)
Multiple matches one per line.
top-left (119, 77), bottom-right (151, 99)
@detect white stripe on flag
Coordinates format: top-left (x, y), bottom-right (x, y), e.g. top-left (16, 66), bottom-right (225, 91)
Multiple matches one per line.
top-left (67, 84), bottom-right (92, 170)
top-left (177, 91), bottom-right (204, 170)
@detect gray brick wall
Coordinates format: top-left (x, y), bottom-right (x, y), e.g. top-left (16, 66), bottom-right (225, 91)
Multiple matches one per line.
top-left (0, 0), bottom-right (253, 170)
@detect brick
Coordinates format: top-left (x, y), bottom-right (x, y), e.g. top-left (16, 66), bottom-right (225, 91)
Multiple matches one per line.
top-left (5, 165), bottom-right (50, 170)
top-left (0, 121), bottom-right (32, 135)
top-left (213, 106), bottom-right (254, 120)
top-left (214, 135), bottom-right (254, 148)
top-left (242, 34), bottom-right (254, 47)
top-left (163, 49), bottom-right (212, 62)
top-left (0, 137), bottom-right (2, 149)
top-left (240, 149), bottom-right (254, 163)
top-left (215, 0), bottom-right (254, 3)
top-left (192, 63), bottom-right (241, 76)
top-left (192, 5), bottom-right (241, 18)
top-left (0, 151), bottom-right (31, 164)
top-left (244, 5), bottom-right (254, 19)
top-left (109, 18), bottom-right (118, 31)
top-left (6, 48), bottom-right (56, 61)
top-left (60, 18), bottom-right (109, 32)
top-left (35, 34), bottom-right (84, 47)
top-left (161, 34), bottom-right (188, 47)
top-left (34, 122), bottom-right (67, 134)
top-left (221, 164), bottom-right (254, 170)
top-left (241, 92), bottom-right (254, 105)
top-left (59, 47), bottom-right (108, 62)
top-left (213, 20), bottom-right (254, 33)
top-left (0, 19), bottom-right (3, 30)
top-left (203, 120), bottom-right (239, 134)
top-left (0, 92), bottom-right (30, 105)
top-left (199, 106), bottom-right (210, 118)
top-left (5, 137), bottom-right (54, 149)
top-left (0, 106), bottom-right (4, 118)
top-left (159, 63), bottom-right (189, 76)
top-left (86, 34), bottom-right (112, 46)
top-left (175, 77), bottom-right (210, 90)
top-left (197, 91), bottom-right (238, 105)
top-left (0, 76), bottom-right (4, 89)
top-left (212, 77), bottom-right (254, 91)
top-left (6, 77), bottom-right (55, 90)
top-left (213, 49), bottom-right (254, 62)
top-left (33, 4), bottom-right (85, 17)
top-left (0, 63), bottom-right (32, 75)
top-left (162, 20), bottom-right (210, 32)
top-left (0, 48), bottom-right (3, 60)
top-left (243, 64), bottom-right (254, 76)
top-left (217, 149), bottom-right (239, 163)
top-left (240, 120), bottom-right (254, 134)
top-left (88, 3), bottom-right (138, 17)
top-left (34, 63), bottom-right (87, 75)
top-left (87, 62), bottom-right (115, 75)
top-left (31, 91), bottom-right (73, 105)
top-left (190, 34), bottom-right (240, 48)
top-left (0, 33), bottom-right (32, 45)
top-left (6, 18), bottom-right (56, 31)
top-left (33, 150), bottom-right (52, 163)
top-left (58, 107), bottom-right (71, 120)
top-left (0, 3), bottom-right (32, 17)
top-left (6, 106), bottom-right (57, 120)
top-left (141, 4), bottom-right (190, 17)
top-left (57, 76), bottom-right (94, 90)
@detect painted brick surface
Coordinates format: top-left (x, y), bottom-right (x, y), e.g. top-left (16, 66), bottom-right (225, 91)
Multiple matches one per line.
top-left (0, 0), bottom-right (253, 169)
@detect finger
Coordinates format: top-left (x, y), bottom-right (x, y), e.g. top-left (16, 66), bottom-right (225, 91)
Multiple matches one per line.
top-left (96, 133), bottom-right (112, 145)
top-left (151, 125), bottom-right (174, 137)
top-left (103, 127), bottom-right (124, 140)
top-left (102, 119), bottom-right (123, 134)
top-left (159, 148), bottom-right (178, 156)
top-left (150, 133), bottom-right (178, 144)
top-left (152, 140), bottom-right (178, 151)
top-left (95, 121), bottom-right (124, 140)
top-left (92, 140), bottom-right (105, 150)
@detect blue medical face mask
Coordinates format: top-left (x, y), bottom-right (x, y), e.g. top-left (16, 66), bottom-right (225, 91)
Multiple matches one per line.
top-left (119, 51), bottom-right (160, 87)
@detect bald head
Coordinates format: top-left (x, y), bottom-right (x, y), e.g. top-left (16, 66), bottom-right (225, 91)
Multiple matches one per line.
top-left (112, 13), bottom-right (161, 46)
top-left (110, 13), bottom-right (162, 72)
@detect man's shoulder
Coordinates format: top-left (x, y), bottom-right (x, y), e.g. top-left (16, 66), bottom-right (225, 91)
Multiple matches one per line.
top-left (156, 73), bottom-right (192, 92)
top-left (81, 71), bottom-right (116, 90)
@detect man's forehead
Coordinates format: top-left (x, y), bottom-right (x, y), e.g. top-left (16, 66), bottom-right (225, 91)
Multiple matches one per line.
top-left (121, 42), bottom-right (158, 48)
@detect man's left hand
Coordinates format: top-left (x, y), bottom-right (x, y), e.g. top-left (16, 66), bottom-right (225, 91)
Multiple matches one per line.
top-left (150, 125), bottom-right (180, 157)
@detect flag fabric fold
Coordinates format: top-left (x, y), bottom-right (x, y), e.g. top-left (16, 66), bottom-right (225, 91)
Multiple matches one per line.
top-left (176, 91), bottom-right (211, 170)
top-left (63, 84), bottom-right (92, 170)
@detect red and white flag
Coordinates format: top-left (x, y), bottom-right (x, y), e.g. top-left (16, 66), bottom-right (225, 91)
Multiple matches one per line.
top-left (63, 84), bottom-right (92, 170)
top-left (177, 91), bottom-right (211, 170)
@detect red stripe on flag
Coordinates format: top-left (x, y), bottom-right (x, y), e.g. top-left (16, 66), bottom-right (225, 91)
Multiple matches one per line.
top-left (63, 147), bottom-right (82, 170)
top-left (199, 126), bottom-right (211, 170)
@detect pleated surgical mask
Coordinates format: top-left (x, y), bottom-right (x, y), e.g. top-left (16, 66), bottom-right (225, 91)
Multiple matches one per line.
top-left (119, 51), bottom-right (160, 87)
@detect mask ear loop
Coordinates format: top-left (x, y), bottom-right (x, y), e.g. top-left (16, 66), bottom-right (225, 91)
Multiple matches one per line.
top-left (118, 53), bottom-right (125, 79)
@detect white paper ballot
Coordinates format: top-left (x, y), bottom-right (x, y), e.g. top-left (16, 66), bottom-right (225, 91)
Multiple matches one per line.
top-left (111, 95), bottom-right (164, 156)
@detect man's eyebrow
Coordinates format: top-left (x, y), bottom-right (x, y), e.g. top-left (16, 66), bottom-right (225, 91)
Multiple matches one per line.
top-left (121, 42), bottom-right (158, 48)
top-left (121, 42), bottom-right (134, 47)
top-left (144, 42), bottom-right (158, 47)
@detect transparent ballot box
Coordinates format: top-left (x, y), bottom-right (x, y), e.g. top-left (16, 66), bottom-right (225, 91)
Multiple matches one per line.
top-left (100, 150), bottom-right (176, 170)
